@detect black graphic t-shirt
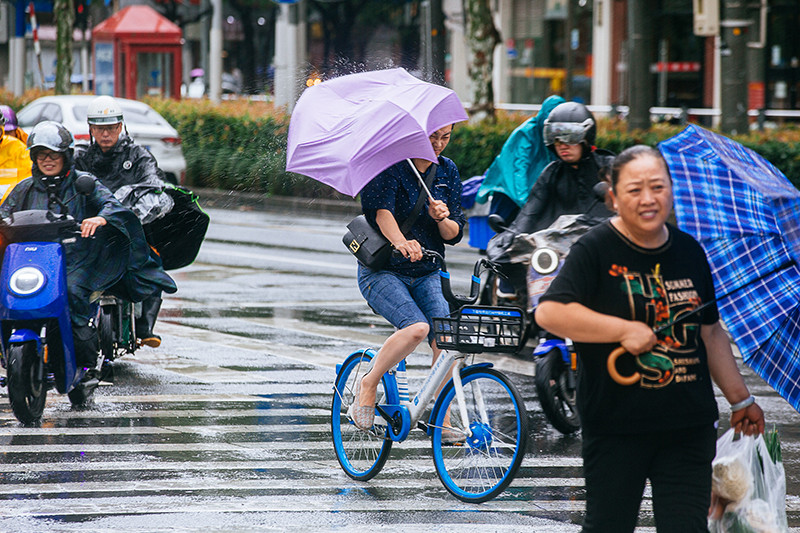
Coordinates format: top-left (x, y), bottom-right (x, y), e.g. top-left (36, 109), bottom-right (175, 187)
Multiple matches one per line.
top-left (541, 221), bottom-right (720, 436)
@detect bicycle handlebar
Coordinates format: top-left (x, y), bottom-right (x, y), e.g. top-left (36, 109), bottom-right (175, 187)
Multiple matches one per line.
top-left (419, 249), bottom-right (503, 307)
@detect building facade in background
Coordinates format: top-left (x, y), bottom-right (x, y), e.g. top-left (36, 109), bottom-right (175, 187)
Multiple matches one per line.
top-left (3, 0), bottom-right (800, 116)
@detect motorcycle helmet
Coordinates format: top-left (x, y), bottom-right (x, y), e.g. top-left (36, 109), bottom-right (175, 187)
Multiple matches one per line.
top-left (86, 95), bottom-right (124, 125)
top-left (27, 121), bottom-right (74, 154)
top-left (27, 121), bottom-right (75, 178)
top-left (543, 102), bottom-right (597, 157)
top-left (1, 105), bottom-right (18, 132)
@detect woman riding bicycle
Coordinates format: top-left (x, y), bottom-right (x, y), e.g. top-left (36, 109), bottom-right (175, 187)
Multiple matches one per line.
top-left (352, 124), bottom-right (465, 439)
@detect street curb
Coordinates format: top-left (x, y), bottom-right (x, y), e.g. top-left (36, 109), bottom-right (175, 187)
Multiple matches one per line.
top-left (192, 187), bottom-right (362, 217)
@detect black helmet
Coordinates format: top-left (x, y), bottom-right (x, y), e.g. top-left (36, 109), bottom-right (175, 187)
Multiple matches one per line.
top-left (27, 121), bottom-right (74, 154)
top-left (543, 102), bottom-right (597, 151)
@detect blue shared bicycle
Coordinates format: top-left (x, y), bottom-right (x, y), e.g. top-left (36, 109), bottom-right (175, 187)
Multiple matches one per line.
top-left (331, 251), bottom-right (528, 503)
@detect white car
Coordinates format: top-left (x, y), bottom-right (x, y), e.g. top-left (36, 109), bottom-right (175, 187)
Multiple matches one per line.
top-left (17, 95), bottom-right (187, 185)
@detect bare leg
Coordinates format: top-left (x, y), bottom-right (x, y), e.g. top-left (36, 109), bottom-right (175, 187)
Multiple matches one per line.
top-left (358, 322), bottom-right (429, 408)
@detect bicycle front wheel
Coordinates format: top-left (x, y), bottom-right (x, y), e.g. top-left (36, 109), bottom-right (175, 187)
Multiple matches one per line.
top-left (330, 351), bottom-right (392, 481)
top-left (431, 367), bottom-right (528, 503)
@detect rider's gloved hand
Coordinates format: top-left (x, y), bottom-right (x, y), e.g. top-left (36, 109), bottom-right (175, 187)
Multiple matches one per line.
top-left (80, 216), bottom-right (107, 238)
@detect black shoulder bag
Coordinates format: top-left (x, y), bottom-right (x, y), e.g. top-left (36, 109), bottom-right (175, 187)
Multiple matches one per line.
top-left (343, 164), bottom-right (437, 270)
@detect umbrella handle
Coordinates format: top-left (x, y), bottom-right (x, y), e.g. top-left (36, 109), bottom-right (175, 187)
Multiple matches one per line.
top-left (607, 346), bottom-right (641, 386)
top-left (405, 159), bottom-right (435, 202)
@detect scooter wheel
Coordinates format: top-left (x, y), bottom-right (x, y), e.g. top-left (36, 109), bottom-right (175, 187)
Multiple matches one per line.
top-left (7, 342), bottom-right (47, 425)
top-left (534, 349), bottom-right (580, 434)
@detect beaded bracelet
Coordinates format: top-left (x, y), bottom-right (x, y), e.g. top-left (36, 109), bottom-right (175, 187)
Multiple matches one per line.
top-left (730, 395), bottom-right (755, 412)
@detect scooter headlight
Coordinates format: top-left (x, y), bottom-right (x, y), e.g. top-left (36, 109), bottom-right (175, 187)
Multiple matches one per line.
top-left (531, 248), bottom-right (560, 275)
top-left (9, 267), bottom-right (46, 296)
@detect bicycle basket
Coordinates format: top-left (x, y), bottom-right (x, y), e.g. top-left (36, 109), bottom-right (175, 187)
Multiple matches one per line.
top-left (433, 306), bottom-right (526, 353)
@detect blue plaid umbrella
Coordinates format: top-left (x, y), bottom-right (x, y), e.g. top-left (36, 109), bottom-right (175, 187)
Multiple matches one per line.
top-left (659, 124), bottom-right (800, 413)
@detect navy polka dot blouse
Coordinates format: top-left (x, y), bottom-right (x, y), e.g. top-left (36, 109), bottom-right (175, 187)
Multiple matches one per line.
top-left (361, 156), bottom-right (465, 277)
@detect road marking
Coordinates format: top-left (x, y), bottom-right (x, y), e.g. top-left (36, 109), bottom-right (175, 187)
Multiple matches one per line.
top-left (198, 246), bottom-right (354, 272)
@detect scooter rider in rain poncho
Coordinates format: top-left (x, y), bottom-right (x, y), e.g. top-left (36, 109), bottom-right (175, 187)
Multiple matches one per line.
top-left (0, 121), bottom-right (177, 376)
top-left (0, 106), bottom-right (32, 204)
top-left (75, 95), bottom-right (174, 348)
top-left (486, 102), bottom-right (615, 304)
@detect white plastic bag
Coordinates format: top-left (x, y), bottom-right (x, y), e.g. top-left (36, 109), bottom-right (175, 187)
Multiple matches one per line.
top-left (114, 184), bottom-right (174, 224)
top-left (708, 428), bottom-right (787, 533)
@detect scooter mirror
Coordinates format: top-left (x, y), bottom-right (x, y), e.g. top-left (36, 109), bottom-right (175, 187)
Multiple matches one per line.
top-left (592, 181), bottom-right (610, 200)
top-left (74, 175), bottom-right (96, 196)
top-left (487, 214), bottom-right (508, 233)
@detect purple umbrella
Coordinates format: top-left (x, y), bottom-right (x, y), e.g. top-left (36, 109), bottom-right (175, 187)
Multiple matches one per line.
top-left (286, 68), bottom-right (468, 197)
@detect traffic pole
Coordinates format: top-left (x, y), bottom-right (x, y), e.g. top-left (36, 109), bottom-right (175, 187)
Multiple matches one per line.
top-left (627, 0), bottom-right (654, 131)
top-left (720, 0), bottom-right (751, 134)
top-left (28, 2), bottom-right (46, 88)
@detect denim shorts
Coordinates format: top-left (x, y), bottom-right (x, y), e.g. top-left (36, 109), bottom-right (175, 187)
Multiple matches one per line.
top-left (357, 265), bottom-right (450, 343)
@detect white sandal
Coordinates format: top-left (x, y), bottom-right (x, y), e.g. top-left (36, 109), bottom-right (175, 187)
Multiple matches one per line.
top-left (349, 376), bottom-right (375, 430)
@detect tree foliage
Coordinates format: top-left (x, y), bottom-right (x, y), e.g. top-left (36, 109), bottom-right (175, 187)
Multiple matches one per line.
top-left (54, 0), bottom-right (75, 94)
top-left (463, 0), bottom-right (500, 121)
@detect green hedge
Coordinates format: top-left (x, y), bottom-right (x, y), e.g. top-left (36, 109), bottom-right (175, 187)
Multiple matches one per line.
top-left (7, 90), bottom-right (800, 192)
top-left (147, 100), bottom-right (800, 194)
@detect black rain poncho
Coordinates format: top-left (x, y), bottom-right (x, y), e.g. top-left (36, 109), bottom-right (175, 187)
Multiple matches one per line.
top-left (75, 135), bottom-right (173, 224)
top-left (0, 167), bottom-right (177, 326)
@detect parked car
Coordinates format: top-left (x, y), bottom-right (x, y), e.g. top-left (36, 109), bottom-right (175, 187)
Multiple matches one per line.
top-left (17, 95), bottom-right (187, 185)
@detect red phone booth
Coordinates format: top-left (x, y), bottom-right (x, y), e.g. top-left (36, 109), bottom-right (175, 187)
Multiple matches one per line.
top-left (92, 5), bottom-right (183, 99)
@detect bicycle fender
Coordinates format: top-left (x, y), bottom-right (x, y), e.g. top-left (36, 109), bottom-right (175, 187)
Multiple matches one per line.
top-left (379, 404), bottom-right (412, 441)
top-left (335, 348), bottom-right (377, 378)
top-left (463, 362), bottom-right (493, 372)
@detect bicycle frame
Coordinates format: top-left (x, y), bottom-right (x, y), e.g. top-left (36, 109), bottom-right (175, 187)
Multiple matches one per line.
top-left (353, 349), bottom-right (483, 443)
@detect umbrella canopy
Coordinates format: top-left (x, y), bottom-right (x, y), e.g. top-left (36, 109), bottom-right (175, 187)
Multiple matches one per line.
top-left (286, 68), bottom-right (468, 197)
top-left (659, 124), bottom-right (800, 412)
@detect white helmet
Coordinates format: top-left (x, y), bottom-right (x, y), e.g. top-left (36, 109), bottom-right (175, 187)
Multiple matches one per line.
top-left (87, 95), bottom-right (124, 125)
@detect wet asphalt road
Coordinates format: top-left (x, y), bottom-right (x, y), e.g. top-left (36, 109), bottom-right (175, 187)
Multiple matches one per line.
top-left (1, 206), bottom-right (800, 532)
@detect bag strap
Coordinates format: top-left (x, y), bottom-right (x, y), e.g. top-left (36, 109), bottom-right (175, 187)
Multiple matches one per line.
top-left (399, 162), bottom-right (437, 235)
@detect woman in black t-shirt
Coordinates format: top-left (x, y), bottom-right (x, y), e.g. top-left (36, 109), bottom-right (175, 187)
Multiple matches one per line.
top-left (536, 145), bottom-right (765, 532)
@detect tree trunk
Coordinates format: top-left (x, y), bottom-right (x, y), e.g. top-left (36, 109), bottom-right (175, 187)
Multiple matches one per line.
top-left (54, 0), bottom-right (75, 95)
top-left (463, 0), bottom-right (500, 121)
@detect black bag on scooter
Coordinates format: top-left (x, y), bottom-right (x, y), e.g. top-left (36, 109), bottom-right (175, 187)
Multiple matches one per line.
top-left (144, 186), bottom-right (210, 271)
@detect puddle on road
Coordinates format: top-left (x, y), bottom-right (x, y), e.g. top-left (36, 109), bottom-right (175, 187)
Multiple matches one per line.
top-left (161, 305), bottom-right (379, 331)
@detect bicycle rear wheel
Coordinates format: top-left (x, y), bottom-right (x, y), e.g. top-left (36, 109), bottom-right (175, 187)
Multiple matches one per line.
top-left (430, 367), bottom-right (528, 503)
top-left (330, 351), bottom-right (392, 481)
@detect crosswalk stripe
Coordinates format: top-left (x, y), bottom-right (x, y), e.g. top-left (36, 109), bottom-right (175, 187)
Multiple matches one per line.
top-left (0, 457), bottom-right (582, 472)
top-left (0, 476), bottom-right (587, 495)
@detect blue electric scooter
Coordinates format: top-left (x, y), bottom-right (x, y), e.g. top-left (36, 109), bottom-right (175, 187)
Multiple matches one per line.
top-left (0, 175), bottom-right (99, 425)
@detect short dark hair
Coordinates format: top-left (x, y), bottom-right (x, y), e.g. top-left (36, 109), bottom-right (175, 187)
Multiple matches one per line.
top-left (610, 145), bottom-right (671, 192)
